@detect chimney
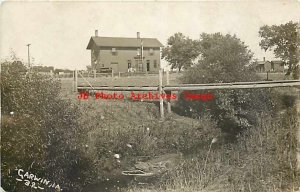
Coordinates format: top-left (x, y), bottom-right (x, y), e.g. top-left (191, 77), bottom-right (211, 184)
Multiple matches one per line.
top-left (137, 32), bottom-right (140, 39)
top-left (95, 30), bottom-right (98, 37)
top-left (263, 57), bottom-right (265, 61)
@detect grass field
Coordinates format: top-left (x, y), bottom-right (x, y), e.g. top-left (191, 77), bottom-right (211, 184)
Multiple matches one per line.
top-left (60, 72), bottom-right (181, 86)
top-left (60, 72), bottom-right (291, 95)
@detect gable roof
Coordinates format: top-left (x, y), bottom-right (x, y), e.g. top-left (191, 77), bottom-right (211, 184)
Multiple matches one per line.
top-left (256, 61), bottom-right (271, 65)
top-left (86, 36), bottom-right (163, 49)
top-left (271, 60), bottom-right (285, 65)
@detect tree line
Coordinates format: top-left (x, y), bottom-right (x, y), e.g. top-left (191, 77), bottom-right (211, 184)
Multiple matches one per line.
top-left (162, 21), bottom-right (299, 79)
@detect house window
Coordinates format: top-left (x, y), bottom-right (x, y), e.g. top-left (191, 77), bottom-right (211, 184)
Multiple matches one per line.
top-left (128, 60), bottom-right (132, 69)
top-left (154, 60), bottom-right (157, 68)
top-left (146, 60), bottom-right (150, 71)
top-left (271, 63), bottom-right (275, 71)
top-left (112, 48), bottom-right (117, 55)
top-left (137, 48), bottom-right (141, 56)
top-left (149, 48), bottom-right (154, 55)
top-left (111, 62), bottom-right (118, 65)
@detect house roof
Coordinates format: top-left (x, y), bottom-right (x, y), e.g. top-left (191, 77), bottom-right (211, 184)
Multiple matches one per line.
top-left (271, 60), bottom-right (285, 65)
top-left (256, 61), bottom-right (271, 65)
top-left (86, 36), bottom-right (163, 49)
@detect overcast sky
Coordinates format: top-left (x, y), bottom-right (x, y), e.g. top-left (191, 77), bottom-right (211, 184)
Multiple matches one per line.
top-left (1, 0), bottom-right (300, 70)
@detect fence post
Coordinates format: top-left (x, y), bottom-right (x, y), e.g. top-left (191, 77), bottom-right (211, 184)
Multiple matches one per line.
top-left (93, 70), bottom-right (96, 79)
top-left (296, 22), bottom-right (300, 173)
top-left (166, 70), bottom-right (171, 113)
top-left (72, 70), bottom-right (75, 92)
top-left (297, 97), bottom-right (300, 172)
top-left (74, 69), bottom-right (78, 93)
top-left (159, 69), bottom-right (164, 119)
top-left (119, 72), bottom-right (121, 78)
top-left (112, 70), bottom-right (114, 78)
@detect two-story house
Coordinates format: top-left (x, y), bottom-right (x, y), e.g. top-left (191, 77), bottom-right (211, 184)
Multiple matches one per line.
top-left (86, 30), bottom-right (163, 73)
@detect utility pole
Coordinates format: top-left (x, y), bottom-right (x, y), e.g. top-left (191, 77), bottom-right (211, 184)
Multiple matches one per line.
top-left (26, 44), bottom-right (31, 74)
top-left (141, 39), bottom-right (146, 74)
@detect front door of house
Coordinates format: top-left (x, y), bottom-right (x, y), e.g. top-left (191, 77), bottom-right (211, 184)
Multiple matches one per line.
top-left (146, 60), bottom-right (150, 72)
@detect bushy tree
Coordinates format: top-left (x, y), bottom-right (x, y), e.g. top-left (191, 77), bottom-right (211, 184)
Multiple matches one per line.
top-left (259, 21), bottom-right (300, 79)
top-left (1, 59), bottom-right (95, 191)
top-left (176, 33), bottom-right (274, 138)
top-left (162, 33), bottom-right (200, 71)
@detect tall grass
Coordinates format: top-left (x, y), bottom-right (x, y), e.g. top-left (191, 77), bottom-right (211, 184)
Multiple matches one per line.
top-left (125, 106), bottom-right (299, 192)
top-left (75, 98), bottom-right (219, 183)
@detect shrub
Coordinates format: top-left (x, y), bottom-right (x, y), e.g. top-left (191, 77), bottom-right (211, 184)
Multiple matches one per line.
top-left (1, 60), bottom-right (95, 191)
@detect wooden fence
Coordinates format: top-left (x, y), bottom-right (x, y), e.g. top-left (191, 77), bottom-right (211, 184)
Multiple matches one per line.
top-left (74, 69), bottom-right (300, 117)
top-left (73, 70), bottom-right (166, 79)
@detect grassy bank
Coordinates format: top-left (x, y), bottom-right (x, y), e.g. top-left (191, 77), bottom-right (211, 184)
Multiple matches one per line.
top-left (70, 87), bottom-right (300, 192)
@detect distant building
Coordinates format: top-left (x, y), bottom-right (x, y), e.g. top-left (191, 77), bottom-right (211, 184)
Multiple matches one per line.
top-left (270, 60), bottom-right (285, 72)
top-left (54, 68), bottom-right (73, 74)
top-left (32, 66), bottom-right (54, 76)
top-left (255, 57), bottom-right (285, 73)
top-left (255, 59), bottom-right (271, 72)
top-left (86, 30), bottom-right (163, 73)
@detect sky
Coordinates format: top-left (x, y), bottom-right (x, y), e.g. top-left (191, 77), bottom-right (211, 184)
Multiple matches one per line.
top-left (1, 0), bottom-right (300, 70)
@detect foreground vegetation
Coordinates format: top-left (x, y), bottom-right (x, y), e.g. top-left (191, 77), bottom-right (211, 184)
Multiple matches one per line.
top-left (66, 87), bottom-right (300, 192)
top-left (125, 107), bottom-right (299, 192)
top-left (1, 61), bottom-right (94, 191)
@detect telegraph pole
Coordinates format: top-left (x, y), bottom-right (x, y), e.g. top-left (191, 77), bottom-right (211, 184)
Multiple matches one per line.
top-left (26, 44), bottom-right (31, 73)
top-left (26, 44), bottom-right (31, 67)
top-left (141, 39), bottom-right (145, 73)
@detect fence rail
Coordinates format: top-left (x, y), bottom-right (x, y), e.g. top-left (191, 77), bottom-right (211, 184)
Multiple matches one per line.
top-left (78, 86), bottom-right (158, 92)
top-left (76, 70), bottom-right (167, 78)
top-left (164, 81), bottom-right (300, 91)
top-left (77, 80), bottom-right (300, 92)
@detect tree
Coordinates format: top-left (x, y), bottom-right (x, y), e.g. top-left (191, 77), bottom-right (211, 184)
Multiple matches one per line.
top-left (259, 21), bottom-right (300, 79)
top-left (162, 33), bottom-right (200, 71)
top-left (194, 33), bottom-right (255, 83)
top-left (176, 33), bottom-right (273, 138)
